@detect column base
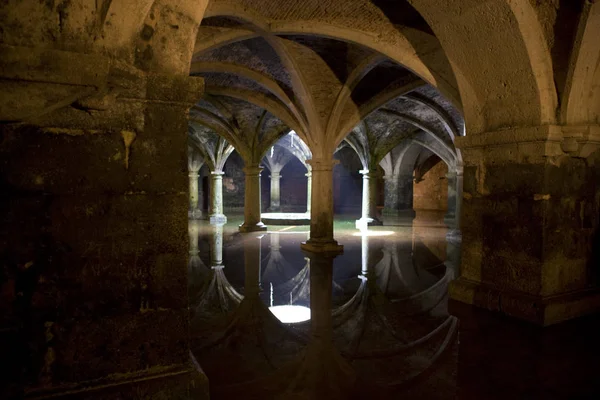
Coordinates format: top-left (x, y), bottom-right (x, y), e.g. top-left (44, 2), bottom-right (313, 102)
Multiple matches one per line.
top-left (355, 217), bottom-right (383, 230)
top-left (238, 221), bottom-right (267, 233)
top-left (449, 277), bottom-right (600, 326)
top-left (188, 209), bottom-right (203, 219)
top-left (301, 239), bottom-right (344, 254)
top-left (209, 214), bottom-right (227, 224)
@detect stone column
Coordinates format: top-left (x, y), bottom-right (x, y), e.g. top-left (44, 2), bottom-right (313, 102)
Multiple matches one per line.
top-left (449, 125), bottom-right (600, 326)
top-left (383, 173), bottom-right (415, 220)
top-left (239, 165), bottom-right (267, 232)
top-left (188, 171), bottom-right (202, 219)
top-left (383, 174), bottom-right (399, 215)
top-left (268, 171), bottom-right (282, 212)
top-left (188, 149), bottom-right (203, 219)
top-left (356, 169), bottom-right (382, 229)
top-left (305, 170), bottom-right (312, 214)
top-left (444, 171), bottom-right (458, 228)
top-left (301, 158), bottom-right (343, 253)
top-left (209, 170), bottom-right (227, 224)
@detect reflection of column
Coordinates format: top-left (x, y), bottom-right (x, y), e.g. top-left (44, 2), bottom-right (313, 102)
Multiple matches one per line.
top-left (356, 169), bottom-right (382, 229)
top-left (301, 158), bottom-right (343, 253)
top-left (270, 231), bottom-right (280, 254)
top-left (244, 233), bottom-right (263, 296)
top-left (360, 233), bottom-right (369, 276)
top-left (305, 170), bottom-right (312, 214)
top-left (210, 223), bottom-right (224, 268)
top-left (268, 171), bottom-right (282, 212)
top-left (209, 170), bottom-right (227, 224)
top-left (239, 165), bottom-right (267, 232)
top-left (284, 249), bottom-right (354, 397)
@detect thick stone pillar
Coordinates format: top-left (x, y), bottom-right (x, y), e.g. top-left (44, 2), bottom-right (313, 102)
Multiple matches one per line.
top-left (239, 165), bottom-right (267, 232)
top-left (0, 47), bottom-right (208, 397)
top-left (356, 170), bottom-right (382, 229)
top-left (301, 158), bottom-right (343, 253)
top-left (268, 171), bottom-right (282, 212)
top-left (306, 170), bottom-right (312, 214)
top-left (209, 171), bottom-right (227, 224)
top-left (383, 173), bottom-right (415, 220)
top-left (449, 125), bottom-right (600, 326)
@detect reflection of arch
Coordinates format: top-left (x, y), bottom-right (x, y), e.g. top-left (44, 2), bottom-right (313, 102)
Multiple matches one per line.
top-left (327, 240), bottom-right (456, 387)
top-left (191, 266), bottom-right (243, 327)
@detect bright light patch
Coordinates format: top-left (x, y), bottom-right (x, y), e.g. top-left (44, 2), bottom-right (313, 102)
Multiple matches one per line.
top-left (269, 305), bottom-right (311, 323)
top-left (352, 230), bottom-right (395, 237)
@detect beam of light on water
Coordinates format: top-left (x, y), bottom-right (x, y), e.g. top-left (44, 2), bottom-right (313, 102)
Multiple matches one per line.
top-left (269, 305), bottom-right (311, 323)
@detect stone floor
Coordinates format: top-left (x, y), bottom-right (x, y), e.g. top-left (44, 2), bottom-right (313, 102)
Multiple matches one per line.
top-left (188, 214), bottom-right (600, 399)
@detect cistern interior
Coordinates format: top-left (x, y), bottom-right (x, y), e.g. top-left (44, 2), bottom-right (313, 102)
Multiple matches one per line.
top-left (2, 1), bottom-right (600, 399)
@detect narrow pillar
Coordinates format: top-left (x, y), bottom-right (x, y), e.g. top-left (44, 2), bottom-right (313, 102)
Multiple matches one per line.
top-left (268, 171), bottom-right (282, 212)
top-left (301, 158), bottom-right (343, 253)
top-left (239, 165), bottom-right (267, 232)
top-left (305, 170), bottom-right (312, 214)
top-left (209, 170), bottom-right (227, 224)
top-left (188, 171), bottom-right (201, 219)
top-left (188, 151), bottom-right (203, 219)
top-left (356, 169), bottom-right (382, 229)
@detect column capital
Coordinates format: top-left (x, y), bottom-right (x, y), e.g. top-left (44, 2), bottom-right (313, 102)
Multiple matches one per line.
top-left (383, 174), bottom-right (398, 181)
top-left (456, 124), bottom-right (600, 164)
top-left (210, 170), bottom-right (224, 176)
top-left (305, 171), bottom-right (312, 178)
top-left (306, 158), bottom-right (339, 171)
top-left (243, 165), bottom-right (264, 175)
top-left (270, 172), bottom-right (282, 179)
top-left (188, 171), bottom-right (199, 178)
top-left (360, 169), bottom-right (381, 178)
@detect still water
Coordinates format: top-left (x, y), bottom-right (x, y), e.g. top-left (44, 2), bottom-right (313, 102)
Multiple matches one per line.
top-left (187, 216), bottom-right (600, 400)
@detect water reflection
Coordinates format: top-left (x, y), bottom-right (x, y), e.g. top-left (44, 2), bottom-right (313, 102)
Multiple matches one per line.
top-left (189, 219), bottom-right (457, 399)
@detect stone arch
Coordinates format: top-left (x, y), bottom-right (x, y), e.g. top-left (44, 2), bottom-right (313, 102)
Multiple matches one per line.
top-left (561, 2), bottom-right (600, 125)
top-left (408, 0), bottom-right (558, 133)
top-left (201, 2), bottom-right (463, 112)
